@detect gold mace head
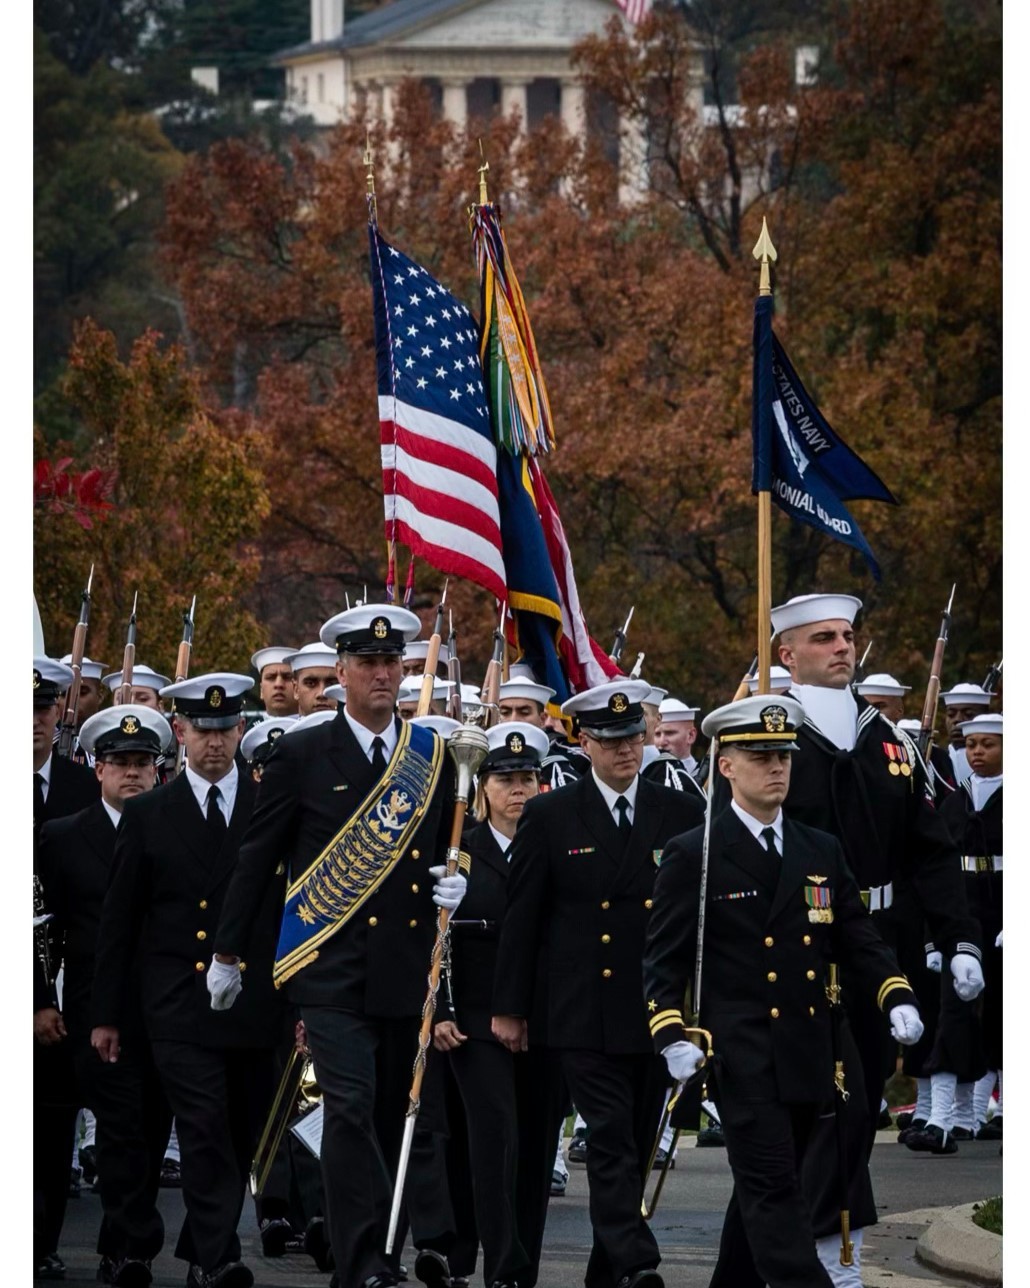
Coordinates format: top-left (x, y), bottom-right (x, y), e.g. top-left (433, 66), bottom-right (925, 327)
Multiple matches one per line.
top-left (447, 725), bottom-right (490, 802)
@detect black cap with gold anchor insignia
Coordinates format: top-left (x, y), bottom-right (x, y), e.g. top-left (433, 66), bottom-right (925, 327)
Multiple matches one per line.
top-left (33, 656), bottom-right (74, 709)
top-left (481, 721), bottom-right (550, 774)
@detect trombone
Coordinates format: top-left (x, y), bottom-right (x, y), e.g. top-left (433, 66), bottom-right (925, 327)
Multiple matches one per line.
top-left (249, 1045), bottom-right (321, 1195)
top-left (641, 1025), bottom-right (713, 1219)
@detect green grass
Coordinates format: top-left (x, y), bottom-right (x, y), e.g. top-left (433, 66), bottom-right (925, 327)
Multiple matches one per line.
top-left (972, 1196), bottom-right (1002, 1236)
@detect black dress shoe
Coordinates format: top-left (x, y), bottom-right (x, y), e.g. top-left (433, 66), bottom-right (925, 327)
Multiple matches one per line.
top-left (259, 1216), bottom-right (295, 1257)
top-left (37, 1253), bottom-right (67, 1279)
top-left (897, 1116), bottom-right (927, 1144)
top-left (112, 1258), bottom-right (153, 1288)
top-left (696, 1121), bottom-right (725, 1148)
top-left (550, 1167), bottom-right (568, 1196)
top-left (905, 1123), bottom-right (958, 1155)
top-left (951, 1125), bottom-right (974, 1140)
top-left (413, 1247), bottom-right (451, 1286)
top-left (186, 1263), bottom-right (254, 1288)
top-left (616, 1271), bottom-right (664, 1288)
top-left (895, 1110), bottom-right (914, 1129)
top-left (977, 1115), bottom-right (1003, 1140)
top-left (361, 1274), bottom-right (400, 1288)
top-left (877, 1106), bottom-right (893, 1129)
top-left (567, 1128), bottom-right (588, 1165)
top-left (160, 1157), bottom-right (182, 1187)
top-left (80, 1143), bottom-right (99, 1185)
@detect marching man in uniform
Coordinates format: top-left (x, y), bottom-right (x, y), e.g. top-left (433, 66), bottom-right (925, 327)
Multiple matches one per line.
top-left (643, 696), bottom-right (924, 1288)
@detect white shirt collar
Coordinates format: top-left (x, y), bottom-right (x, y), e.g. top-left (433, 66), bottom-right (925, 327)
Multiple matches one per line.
top-left (184, 761), bottom-right (239, 820)
top-left (950, 745), bottom-right (973, 784)
top-left (344, 708), bottom-right (398, 762)
top-left (969, 772), bottom-right (1002, 811)
top-left (591, 768), bottom-right (639, 819)
top-left (488, 822), bottom-right (513, 857)
top-left (792, 684), bottom-right (857, 751)
top-left (101, 799), bottom-right (123, 829)
top-left (36, 752), bottom-right (54, 792)
top-left (731, 799), bottom-right (784, 852)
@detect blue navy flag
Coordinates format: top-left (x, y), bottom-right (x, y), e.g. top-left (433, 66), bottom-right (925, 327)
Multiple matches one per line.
top-left (751, 295), bottom-right (897, 580)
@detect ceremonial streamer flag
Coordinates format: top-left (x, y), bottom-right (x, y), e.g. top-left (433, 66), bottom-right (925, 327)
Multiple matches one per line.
top-left (614, 0), bottom-right (653, 23)
top-left (752, 294), bottom-right (897, 580)
top-left (369, 225), bottom-right (507, 604)
top-left (472, 203), bottom-right (619, 700)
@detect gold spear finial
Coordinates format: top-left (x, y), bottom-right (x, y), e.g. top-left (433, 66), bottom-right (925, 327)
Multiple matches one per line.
top-left (364, 129), bottom-right (377, 224)
top-left (752, 216), bottom-right (778, 296)
top-left (477, 138), bottom-right (490, 205)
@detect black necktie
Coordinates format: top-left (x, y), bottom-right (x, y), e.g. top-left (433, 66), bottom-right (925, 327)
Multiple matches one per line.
top-left (615, 795), bottom-right (632, 838)
top-left (761, 826), bottom-right (778, 856)
top-left (33, 772), bottom-right (46, 828)
top-left (370, 736), bottom-right (387, 777)
top-left (207, 785), bottom-right (227, 840)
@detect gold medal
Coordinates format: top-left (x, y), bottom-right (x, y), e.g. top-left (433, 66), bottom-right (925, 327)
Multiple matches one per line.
top-left (888, 762), bottom-right (900, 776)
top-left (900, 763), bottom-right (912, 777)
top-left (808, 907), bottom-right (834, 924)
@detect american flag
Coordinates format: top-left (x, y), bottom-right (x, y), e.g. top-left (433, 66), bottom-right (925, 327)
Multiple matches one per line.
top-left (614, 0), bottom-right (653, 23)
top-left (369, 225), bottom-right (507, 604)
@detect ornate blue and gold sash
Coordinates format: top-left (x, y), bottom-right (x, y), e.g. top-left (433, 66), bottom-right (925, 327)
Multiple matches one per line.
top-left (273, 720), bottom-right (444, 986)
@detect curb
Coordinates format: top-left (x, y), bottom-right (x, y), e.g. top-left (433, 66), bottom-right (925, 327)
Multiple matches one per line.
top-left (916, 1202), bottom-right (1002, 1284)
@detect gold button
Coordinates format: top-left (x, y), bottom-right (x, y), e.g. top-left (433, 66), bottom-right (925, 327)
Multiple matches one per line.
top-left (196, 930), bottom-right (207, 941)
top-left (767, 971), bottom-right (777, 982)
top-left (764, 936), bottom-right (774, 948)
top-left (601, 901), bottom-right (610, 910)
top-left (601, 934), bottom-right (611, 944)
top-left (644, 899), bottom-right (653, 910)
top-left (240, 962), bottom-right (247, 972)
top-left (411, 884), bottom-right (419, 893)
top-left (803, 935), bottom-right (812, 946)
top-left (199, 900), bottom-right (208, 910)
top-left (369, 916), bottom-right (378, 927)
top-left (809, 1006), bottom-right (815, 1016)
top-left (411, 849), bottom-right (420, 860)
top-left (409, 919), bottom-right (418, 928)
top-left (806, 970), bottom-right (816, 981)
top-left (770, 1008), bottom-right (780, 1018)
top-left (602, 969), bottom-right (612, 979)
top-left (195, 962), bottom-right (205, 971)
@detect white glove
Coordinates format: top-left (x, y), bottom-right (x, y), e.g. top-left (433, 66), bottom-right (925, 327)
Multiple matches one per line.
top-left (995, 929), bottom-right (1003, 949)
top-left (663, 1039), bottom-right (706, 1083)
top-left (889, 1004), bottom-right (924, 1046)
top-left (429, 866), bottom-right (467, 911)
top-left (926, 950), bottom-right (942, 973)
top-left (951, 952), bottom-right (985, 1001)
top-left (207, 956), bottom-right (242, 1011)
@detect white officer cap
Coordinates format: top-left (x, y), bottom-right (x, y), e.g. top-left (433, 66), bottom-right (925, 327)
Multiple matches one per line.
top-left (398, 675), bottom-right (453, 704)
top-left (159, 673), bottom-right (252, 729)
top-left (562, 679), bottom-right (650, 738)
top-left (702, 694), bottom-right (805, 751)
top-left (60, 654), bottom-right (108, 681)
top-left (959, 713), bottom-right (1002, 737)
top-left (283, 642), bottom-right (338, 675)
top-left (746, 666), bottom-right (792, 694)
top-left (402, 639), bottom-right (452, 666)
top-left (855, 673), bottom-right (911, 698)
top-left (481, 722), bottom-right (550, 773)
top-left (321, 605), bottom-right (421, 654)
top-left (79, 704), bottom-right (174, 758)
top-left (770, 594), bottom-right (863, 634)
top-left (498, 679), bottom-right (555, 708)
top-left (102, 664), bottom-right (172, 694)
top-left (941, 683), bottom-right (992, 707)
top-left (409, 715), bottom-right (462, 737)
top-left (33, 656), bottom-right (74, 706)
top-left (240, 716), bottom-right (299, 762)
top-left (251, 647), bottom-right (296, 676)
top-left (658, 698), bottom-right (699, 723)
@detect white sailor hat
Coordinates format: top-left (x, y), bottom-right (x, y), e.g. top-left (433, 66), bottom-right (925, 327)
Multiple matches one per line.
top-left (324, 683), bottom-right (346, 703)
top-left (240, 716), bottom-right (299, 763)
top-left (561, 680), bottom-right (650, 738)
top-left (321, 605), bottom-right (421, 655)
top-left (658, 698), bottom-right (699, 723)
top-left (284, 642), bottom-right (339, 674)
top-left (498, 678), bottom-right (556, 707)
top-left (746, 666), bottom-right (792, 694)
top-left (102, 664), bottom-right (172, 694)
top-left (283, 709), bottom-right (337, 734)
top-left (78, 704), bottom-right (173, 758)
top-left (160, 673), bottom-right (252, 729)
top-left (402, 639), bottom-right (452, 666)
top-left (770, 594), bottom-right (863, 634)
top-left (702, 694), bottom-right (805, 751)
top-left (941, 683), bottom-right (992, 707)
top-left (959, 713), bottom-right (1002, 737)
top-left (897, 718), bottom-right (921, 734)
top-left (461, 684), bottom-right (482, 706)
top-left (60, 654), bottom-right (108, 682)
top-left (409, 715), bottom-right (462, 737)
top-left (507, 663), bottom-right (540, 682)
top-left (642, 685), bottom-right (668, 708)
top-left (399, 675), bottom-right (453, 704)
top-left (481, 722), bottom-right (550, 773)
top-left (855, 673), bottom-right (911, 698)
top-left (33, 656), bottom-right (74, 706)
top-left (251, 647), bottom-right (297, 677)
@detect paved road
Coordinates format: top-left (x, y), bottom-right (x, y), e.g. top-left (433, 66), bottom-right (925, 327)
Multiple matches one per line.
top-left (42, 1130), bottom-right (1001, 1286)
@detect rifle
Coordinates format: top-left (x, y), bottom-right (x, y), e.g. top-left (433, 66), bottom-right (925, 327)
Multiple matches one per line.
top-left (854, 640), bottom-right (873, 685)
top-left (827, 963), bottom-right (854, 1267)
top-left (446, 611), bottom-right (463, 723)
top-left (115, 592), bottom-right (139, 706)
top-left (609, 606), bottom-right (634, 668)
top-left (416, 583), bottom-right (448, 718)
top-left (57, 565), bottom-right (94, 758)
top-left (981, 658), bottom-right (1002, 696)
top-left (173, 596), bottom-right (196, 778)
top-left (477, 603), bottom-right (506, 729)
top-left (916, 584), bottom-right (956, 760)
top-left (628, 651), bottom-right (646, 679)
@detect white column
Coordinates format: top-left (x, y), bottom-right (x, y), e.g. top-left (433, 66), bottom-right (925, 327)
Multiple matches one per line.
top-left (382, 79), bottom-right (398, 130)
top-left (441, 78), bottom-right (469, 131)
top-left (560, 80), bottom-right (586, 144)
top-left (501, 79), bottom-right (529, 131)
top-left (618, 108), bottom-right (649, 206)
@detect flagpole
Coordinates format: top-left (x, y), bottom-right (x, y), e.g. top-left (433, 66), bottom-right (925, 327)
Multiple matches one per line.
top-left (752, 218), bottom-right (777, 693)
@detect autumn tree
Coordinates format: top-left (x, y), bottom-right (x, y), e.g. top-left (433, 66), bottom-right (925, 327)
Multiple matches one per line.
top-left (35, 321), bottom-right (271, 677)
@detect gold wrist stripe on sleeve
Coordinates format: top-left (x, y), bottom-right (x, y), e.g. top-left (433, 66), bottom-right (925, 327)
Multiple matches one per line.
top-left (877, 975), bottom-right (912, 1010)
top-left (649, 1009), bottom-right (684, 1035)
